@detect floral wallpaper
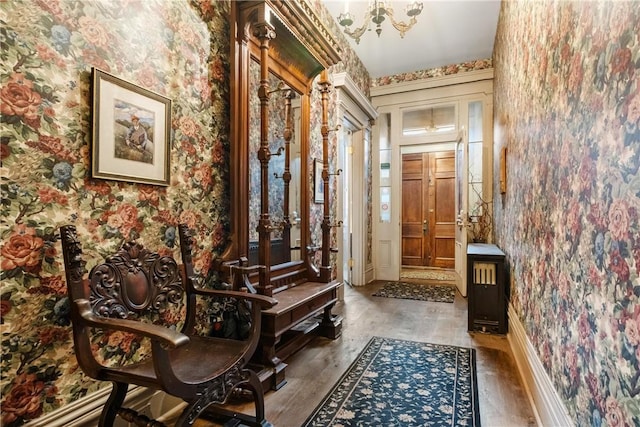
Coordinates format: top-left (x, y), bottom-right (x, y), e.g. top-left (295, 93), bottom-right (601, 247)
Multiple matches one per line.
top-left (493, 1), bottom-right (640, 425)
top-left (365, 127), bottom-right (373, 265)
top-left (371, 58), bottom-right (493, 87)
top-left (0, 0), bottom-right (232, 425)
top-left (0, 0), bottom-right (371, 424)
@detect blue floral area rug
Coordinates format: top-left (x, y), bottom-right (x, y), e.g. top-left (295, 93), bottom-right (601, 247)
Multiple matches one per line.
top-left (372, 281), bottom-right (456, 303)
top-left (303, 337), bottom-right (480, 427)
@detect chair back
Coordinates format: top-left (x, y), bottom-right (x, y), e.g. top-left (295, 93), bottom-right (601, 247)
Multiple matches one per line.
top-left (60, 225), bottom-right (185, 321)
top-left (60, 225), bottom-right (186, 377)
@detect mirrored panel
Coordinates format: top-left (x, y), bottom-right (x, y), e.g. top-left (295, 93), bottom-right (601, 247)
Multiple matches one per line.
top-left (248, 59), bottom-right (302, 266)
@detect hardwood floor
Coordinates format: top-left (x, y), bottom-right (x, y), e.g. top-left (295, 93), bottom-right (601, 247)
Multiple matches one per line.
top-left (193, 279), bottom-right (537, 426)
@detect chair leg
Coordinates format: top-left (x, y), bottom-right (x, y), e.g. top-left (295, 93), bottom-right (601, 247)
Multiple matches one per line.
top-left (245, 370), bottom-right (268, 425)
top-left (99, 382), bottom-right (128, 427)
top-left (175, 401), bottom-right (200, 427)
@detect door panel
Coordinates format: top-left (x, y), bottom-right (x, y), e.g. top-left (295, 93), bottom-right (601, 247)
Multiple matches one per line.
top-left (432, 153), bottom-right (455, 268)
top-left (402, 151), bottom-right (455, 268)
top-left (401, 156), bottom-right (427, 266)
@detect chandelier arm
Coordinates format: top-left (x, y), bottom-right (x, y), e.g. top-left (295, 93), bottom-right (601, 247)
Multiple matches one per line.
top-left (388, 15), bottom-right (418, 38)
top-left (343, 10), bottom-right (370, 44)
top-left (339, 2), bottom-right (422, 42)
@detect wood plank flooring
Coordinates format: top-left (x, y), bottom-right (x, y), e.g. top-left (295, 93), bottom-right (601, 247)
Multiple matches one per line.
top-left (191, 279), bottom-right (536, 426)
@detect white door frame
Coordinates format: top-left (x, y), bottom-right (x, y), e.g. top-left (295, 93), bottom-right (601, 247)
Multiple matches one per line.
top-left (455, 130), bottom-right (469, 296)
top-left (371, 71), bottom-right (494, 284)
top-left (333, 72), bottom-right (377, 289)
top-left (338, 124), bottom-right (354, 287)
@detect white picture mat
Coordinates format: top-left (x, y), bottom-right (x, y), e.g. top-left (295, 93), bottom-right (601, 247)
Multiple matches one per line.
top-left (96, 79), bottom-right (168, 183)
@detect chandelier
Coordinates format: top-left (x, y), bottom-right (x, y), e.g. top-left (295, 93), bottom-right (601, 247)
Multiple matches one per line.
top-left (337, 1), bottom-right (424, 44)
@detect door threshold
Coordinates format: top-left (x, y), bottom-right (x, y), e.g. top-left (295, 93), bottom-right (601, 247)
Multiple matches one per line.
top-left (401, 266), bottom-right (454, 271)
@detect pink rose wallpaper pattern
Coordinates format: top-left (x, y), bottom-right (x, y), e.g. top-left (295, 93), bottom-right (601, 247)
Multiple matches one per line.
top-left (494, 1), bottom-right (640, 425)
top-left (0, 1), bottom-right (231, 424)
top-left (0, 1), bottom-right (372, 424)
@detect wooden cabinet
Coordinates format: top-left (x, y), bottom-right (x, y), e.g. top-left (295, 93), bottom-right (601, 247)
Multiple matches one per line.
top-left (467, 243), bottom-right (507, 334)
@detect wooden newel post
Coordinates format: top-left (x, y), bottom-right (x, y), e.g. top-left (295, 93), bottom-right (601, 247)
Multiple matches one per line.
top-left (281, 90), bottom-right (294, 262)
top-left (254, 20), bottom-right (276, 295)
top-left (318, 70), bottom-right (332, 283)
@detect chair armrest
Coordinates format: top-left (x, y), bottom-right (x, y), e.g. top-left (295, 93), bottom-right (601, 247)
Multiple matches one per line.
top-left (229, 263), bottom-right (264, 294)
top-left (75, 299), bottom-right (190, 348)
top-left (233, 264), bottom-right (263, 274)
top-left (189, 286), bottom-right (277, 309)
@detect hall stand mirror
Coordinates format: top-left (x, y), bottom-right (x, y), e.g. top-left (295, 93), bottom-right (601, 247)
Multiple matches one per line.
top-left (220, 0), bottom-right (343, 391)
top-left (247, 67), bottom-right (296, 268)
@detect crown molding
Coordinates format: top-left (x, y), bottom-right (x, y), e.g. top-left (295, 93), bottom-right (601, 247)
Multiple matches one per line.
top-left (370, 68), bottom-right (494, 98)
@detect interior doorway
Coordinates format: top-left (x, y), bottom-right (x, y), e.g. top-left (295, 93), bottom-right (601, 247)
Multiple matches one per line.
top-left (340, 127), bottom-right (353, 287)
top-left (401, 150), bottom-right (456, 269)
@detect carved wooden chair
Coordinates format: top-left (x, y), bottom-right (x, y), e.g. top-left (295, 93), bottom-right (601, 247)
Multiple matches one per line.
top-left (59, 224), bottom-right (276, 427)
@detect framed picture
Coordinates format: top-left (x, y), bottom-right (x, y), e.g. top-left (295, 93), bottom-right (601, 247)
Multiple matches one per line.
top-left (499, 146), bottom-right (507, 194)
top-left (92, 68), bottom-right (172, 186)
top-left (314, 158), bottom-right (324, 203)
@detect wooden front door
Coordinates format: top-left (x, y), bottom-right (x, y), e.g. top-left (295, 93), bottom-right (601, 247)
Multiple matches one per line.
top-left (401, 151), bottom-right (456, 268)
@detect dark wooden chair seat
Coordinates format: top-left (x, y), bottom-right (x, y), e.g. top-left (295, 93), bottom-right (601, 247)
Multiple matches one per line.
top-left (103, 334), bottom-right (247, 386)
top-left (60, 224), bottom-right (277, 427)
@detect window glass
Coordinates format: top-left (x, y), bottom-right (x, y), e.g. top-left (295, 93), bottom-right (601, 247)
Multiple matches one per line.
top-left (380, 186), bottom-right (391, 223)
top-left (379, 113), bottom-right (391, 223)
top-left (468, 101), bottom-right (484, 220)
top-left (402, 105), bottom-right (456, 136)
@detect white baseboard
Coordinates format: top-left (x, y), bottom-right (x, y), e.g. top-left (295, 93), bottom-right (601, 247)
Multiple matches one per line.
top-left (364, 265), bottom-right (374, 285)
top-left (507, 304), bottom-right (573, 427)
top-left (25, 385), bottom-right (159, 427)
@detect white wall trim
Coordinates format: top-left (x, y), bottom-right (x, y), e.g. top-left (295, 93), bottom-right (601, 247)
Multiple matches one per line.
top-left (370, 68), bottom-right (494, 97)
top-left (333, 71), bottom-right (377, 289)
top-left (333, 72), bottom-right (378, 122)
top-left (507, 304), bottom-right (573, 427)
top-left (25, 386), bottom-right (158, 427)
top-left (364, 264), bottom-right (375, 284)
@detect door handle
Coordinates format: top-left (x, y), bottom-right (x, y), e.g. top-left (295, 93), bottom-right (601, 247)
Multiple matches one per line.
top-left (423, 220), bottom-right (428, 235)
top-left (456, 210), bottom-right (465, 229)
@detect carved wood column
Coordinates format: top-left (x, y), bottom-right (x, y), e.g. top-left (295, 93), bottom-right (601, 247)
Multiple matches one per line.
top-left (318, 71), bottom-right (332, 282)
top-left (254, 21), bottom-right (276, 295)
top-left (281, 90), bottom-right (294, 261)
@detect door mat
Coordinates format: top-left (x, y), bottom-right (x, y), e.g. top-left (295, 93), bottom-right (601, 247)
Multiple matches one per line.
top-left (400, 268), bottom-right (457, 282)
top-left (373, 281), bottom-right (456, 303)
top-left (303, 336), bottom-right (480, 426)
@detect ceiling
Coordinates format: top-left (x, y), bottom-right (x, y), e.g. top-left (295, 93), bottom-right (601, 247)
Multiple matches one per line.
top-left (321, 0), bottom-right (501, 79)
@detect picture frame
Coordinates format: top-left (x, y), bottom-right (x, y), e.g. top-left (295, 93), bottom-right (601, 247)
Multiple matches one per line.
top-left (499, 146), bottom-right (507, 194)
top-left (92, 68), bottom-right (172, 186)
top-left (314, 158), bottom-right (324, 203)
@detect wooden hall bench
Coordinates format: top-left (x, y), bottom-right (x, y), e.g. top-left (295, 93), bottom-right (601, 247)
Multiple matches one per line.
top-left (219, 257), bottom-right (342, 391)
